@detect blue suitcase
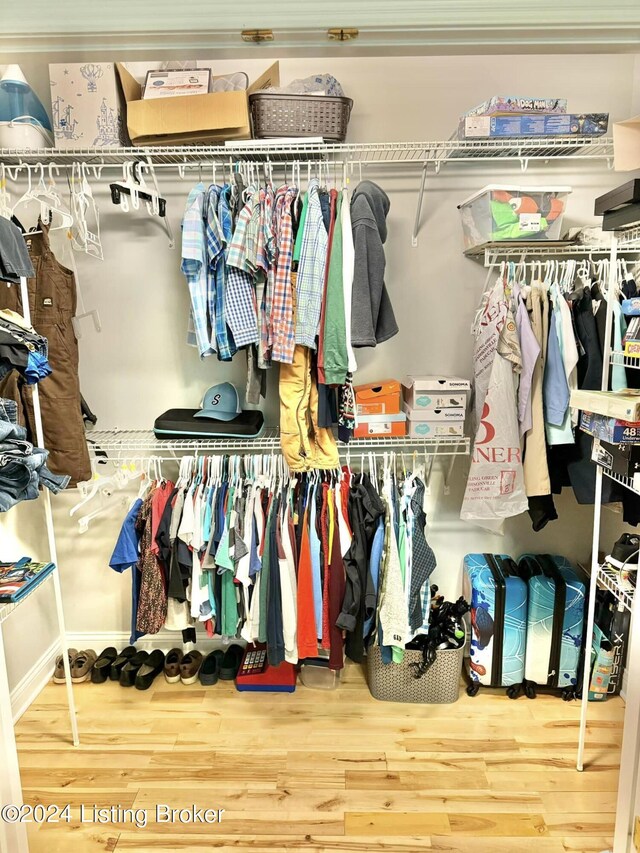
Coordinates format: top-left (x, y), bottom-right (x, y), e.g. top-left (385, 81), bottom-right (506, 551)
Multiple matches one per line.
top-left (517, 554), bottom-right (586, 697)
top-left (463, 553), bottom-right (528, 696)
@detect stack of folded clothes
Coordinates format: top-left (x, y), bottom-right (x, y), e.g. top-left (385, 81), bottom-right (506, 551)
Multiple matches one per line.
top-left (0, 308), bottom-right (51, 384)
top-left (0, 397), bottom-right (69, 511)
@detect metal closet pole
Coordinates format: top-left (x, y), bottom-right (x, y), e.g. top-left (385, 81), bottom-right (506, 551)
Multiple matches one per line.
top-left (17, 275), bottom-right (79, 748)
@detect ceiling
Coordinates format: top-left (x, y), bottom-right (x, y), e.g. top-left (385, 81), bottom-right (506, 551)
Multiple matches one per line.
top-left (2, 0), bottom-right (640, 54)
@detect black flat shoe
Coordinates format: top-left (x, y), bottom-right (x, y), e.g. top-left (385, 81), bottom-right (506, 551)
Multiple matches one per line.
top-left (120, 651), bottom-right (149, 687)
top-left (200, 650), bottom-right (224, 686)
top-left (109, 646), bottom-right (137, 681)
top-left (91, 647), bottom-right (118, 684)
top-left (220, 644), bottom-right (244, 681)
top-left (135, 650), bottom-right (166, 691)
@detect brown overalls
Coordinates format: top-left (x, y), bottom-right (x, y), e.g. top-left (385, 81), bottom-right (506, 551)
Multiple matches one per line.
top-left (0, 221), bottom-right (91, 485)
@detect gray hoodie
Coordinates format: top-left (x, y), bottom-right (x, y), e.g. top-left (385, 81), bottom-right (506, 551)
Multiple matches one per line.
top-left (350, 181), bottom-right (398, 347)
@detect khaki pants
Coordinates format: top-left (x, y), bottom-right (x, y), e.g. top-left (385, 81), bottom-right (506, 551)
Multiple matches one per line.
top-left (280, 344), bottom-right (339, 471)
top-left (0, 225), bottom-right (90, 485)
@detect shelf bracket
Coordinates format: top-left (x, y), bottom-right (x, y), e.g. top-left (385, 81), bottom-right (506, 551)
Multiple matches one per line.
top-left (411, 164), bottom-right (428, 247)
top-left (520, 157), bottom-right (529, 173)
top-left (443, 452), bottom-right (458, 496)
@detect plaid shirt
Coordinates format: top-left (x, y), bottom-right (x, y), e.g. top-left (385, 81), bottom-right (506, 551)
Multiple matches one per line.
top-left (295, 179), bottom-right (328, 349)
top-left (214, 186), bottom-right (236, 361)
top-left (225, 267), bottom-right (258, 347)
top-left (227, 192), bottom-right (253, 272)
top-left (181, 184), bottom-right (215, 358)
top-left (271, 185), bottom-right (297, 363)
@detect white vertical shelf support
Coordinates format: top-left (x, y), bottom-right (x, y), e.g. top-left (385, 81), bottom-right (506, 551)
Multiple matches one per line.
top-left (0, 621), bottom-right (29, 853)
top-left (16, 275), bottom-right (79, 748)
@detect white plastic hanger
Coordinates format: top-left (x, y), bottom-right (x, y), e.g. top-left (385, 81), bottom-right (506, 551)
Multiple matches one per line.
top-left (13, 164), bottom-right (73, 234)
top-left (0, 164), bottom-right (11, 220)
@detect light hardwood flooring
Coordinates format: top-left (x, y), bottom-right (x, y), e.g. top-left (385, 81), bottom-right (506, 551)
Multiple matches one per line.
top-left (15, 662), bottom-right (621, 852)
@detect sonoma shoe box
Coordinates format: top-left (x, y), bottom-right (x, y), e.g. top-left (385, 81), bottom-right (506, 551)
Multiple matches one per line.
top-left (402, 402), bottom-right (465, 422)
top-left (402, 375), bottom-right (470, 410)
top-left (406, 417), bottom-right (465, 438)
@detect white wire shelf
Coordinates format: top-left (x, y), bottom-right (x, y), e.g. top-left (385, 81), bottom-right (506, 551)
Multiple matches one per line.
top-left (466, 241), bottom-right (640, 265)
top-left (610, 351), bottom-right (640, 369)
top-left (86, 428), bottom-right (470, 457)
top-left (597, 563), bottom-right (635, 613)
top-left (0, 137), bottom-right (613, 168)
top-left (0, 567), bottom-right (55, 626)
top-left (618, 225), bottom-right (640, 248)
top-left (603, 469), bottom-right (640, 497)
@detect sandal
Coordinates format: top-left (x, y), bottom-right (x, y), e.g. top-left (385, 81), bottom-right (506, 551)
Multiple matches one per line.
top-left (71, 649), bottom-right (97, 683)
top-left (53, 648), bottom-right (78, 684)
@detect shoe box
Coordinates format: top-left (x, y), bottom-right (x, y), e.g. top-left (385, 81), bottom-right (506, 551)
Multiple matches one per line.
top-left (401, 375), bottom-right (468, 438)
top-left (592, 436), bottom-right (640, 482)
top-left (580, 411), bottom-right (640, 444)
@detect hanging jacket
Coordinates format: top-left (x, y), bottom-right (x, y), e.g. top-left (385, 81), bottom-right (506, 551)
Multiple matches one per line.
top-left (350, 181), bottom-right (398, 348)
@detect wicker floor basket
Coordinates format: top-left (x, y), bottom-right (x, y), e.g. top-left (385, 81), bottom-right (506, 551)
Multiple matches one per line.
top-left (367, 641), bottom-right (464, 704)
top-left (249, 93), bottom-right (353, 142)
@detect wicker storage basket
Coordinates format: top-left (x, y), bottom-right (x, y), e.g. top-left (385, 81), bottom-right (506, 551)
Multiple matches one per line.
top-left (249, 93), bottom-right (353, 142)
top-left (367, 641), bottom-right (464, 704)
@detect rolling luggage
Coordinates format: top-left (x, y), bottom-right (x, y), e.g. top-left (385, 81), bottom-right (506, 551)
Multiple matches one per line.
top-left (517, 554), bottom-right (586, 698)
top-left (463, 553), bottom-right (528, 696)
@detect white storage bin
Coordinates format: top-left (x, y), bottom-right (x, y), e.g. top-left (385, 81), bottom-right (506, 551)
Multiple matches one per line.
top-left (458, 184), bottom-right (571, 251)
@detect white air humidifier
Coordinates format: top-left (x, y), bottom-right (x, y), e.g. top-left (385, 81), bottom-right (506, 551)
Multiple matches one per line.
top-left (0, 65), bottom-right (54, 149)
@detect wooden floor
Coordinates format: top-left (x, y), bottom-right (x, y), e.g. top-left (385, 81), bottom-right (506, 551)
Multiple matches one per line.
top-left (15, 662), bottom-right (621, 853)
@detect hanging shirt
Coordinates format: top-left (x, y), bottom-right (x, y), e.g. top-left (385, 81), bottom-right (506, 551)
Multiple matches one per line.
top-left (271, 186), bottom-right (298, 364)
top-left (295, 179), bottom-right (328, 348)
top-left (109, 498), bottom-right (144, 645)
top-left (341, 188), bottom-right (358, 374)
top-left (514, 284), bottom-right (540, 436)
top-left (181, 184), bottom-right (214, 358)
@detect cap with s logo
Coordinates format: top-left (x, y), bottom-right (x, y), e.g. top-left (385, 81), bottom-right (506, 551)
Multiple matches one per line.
top-left (193, 382), bottom-right (242, 422)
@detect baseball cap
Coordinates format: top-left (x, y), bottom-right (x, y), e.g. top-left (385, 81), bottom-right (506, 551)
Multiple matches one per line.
top-left (193, 382), bottom-right (242, 422)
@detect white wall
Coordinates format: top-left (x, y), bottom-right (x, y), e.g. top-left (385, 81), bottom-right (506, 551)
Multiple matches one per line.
top-left (2, 52), bottom-right (639, 691)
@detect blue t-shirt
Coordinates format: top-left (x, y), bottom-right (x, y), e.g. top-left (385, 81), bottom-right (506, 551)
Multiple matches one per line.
top-left (109, 498), bottom-right (144, 644)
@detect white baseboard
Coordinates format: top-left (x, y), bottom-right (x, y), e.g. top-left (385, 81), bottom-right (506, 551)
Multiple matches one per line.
top-left (11, 639), bottom-right (59, 723)
top-left (10, 631), bottom-right (243, 721)
top-left (65, 630), bottom-right (244, 654)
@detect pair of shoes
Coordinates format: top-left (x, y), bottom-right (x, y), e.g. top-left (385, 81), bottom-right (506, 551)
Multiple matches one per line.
top-left (607, 533), bottom-right (640, 570)
top-left (109, 646), bottom-right (137, 681)
top-left (70, 650), bottom-right (97, 683)
top-left (53, 648), bottom-right (77, 684)
top-left (164, 649), bottom-right (203, 685)
top-left (120, 650), bottom-right (166, 690)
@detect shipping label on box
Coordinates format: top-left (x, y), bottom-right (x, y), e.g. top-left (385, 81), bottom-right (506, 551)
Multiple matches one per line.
top-left (49, 63), bottom-right (127, 148)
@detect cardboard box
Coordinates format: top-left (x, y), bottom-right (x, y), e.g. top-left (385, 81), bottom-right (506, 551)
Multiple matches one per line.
top-left (464, 97), bottom-right (566, 119)
top-left (613, 115), bottom-right (640, 172)
top-left (402, 401), bottom-right (465, 422)
top-left (401, 383), bottom-right (466, 411)
top-left (354, 413), bottom-right (406, 439)
top-left (49, 62), bottom-right (128, 148)
top-left (459, 113), bottom-right (609, 140)
top-left (354, 380), bottom-right (402, 416)
top-left (115, 61), bottom-right (279, 145)
top-left (402, 375), bottom-right (471, 398)
top-left (592, 438), bottom-right (640, 481)
top-left (580, 411), bottom-right (640, 444)
top-left (571, 389), bottom-right (640, 422)
top-left (406, 418), bottom-right (465, 438)
top-left (625, 341), bottom-right (640, 358)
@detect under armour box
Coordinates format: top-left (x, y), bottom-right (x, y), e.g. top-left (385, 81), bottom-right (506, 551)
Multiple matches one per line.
top-left (154, 408), bottom-right (264, 440)
top-left (592, 437), bottom-right (640, 480)
top-left (463, 553), bottom-right (527, 695)
top-left (517, 554), bottom-right (585, 695)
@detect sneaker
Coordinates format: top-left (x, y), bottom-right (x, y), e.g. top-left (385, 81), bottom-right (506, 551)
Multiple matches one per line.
top-left (606, 533), bottom-right (640, 570)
